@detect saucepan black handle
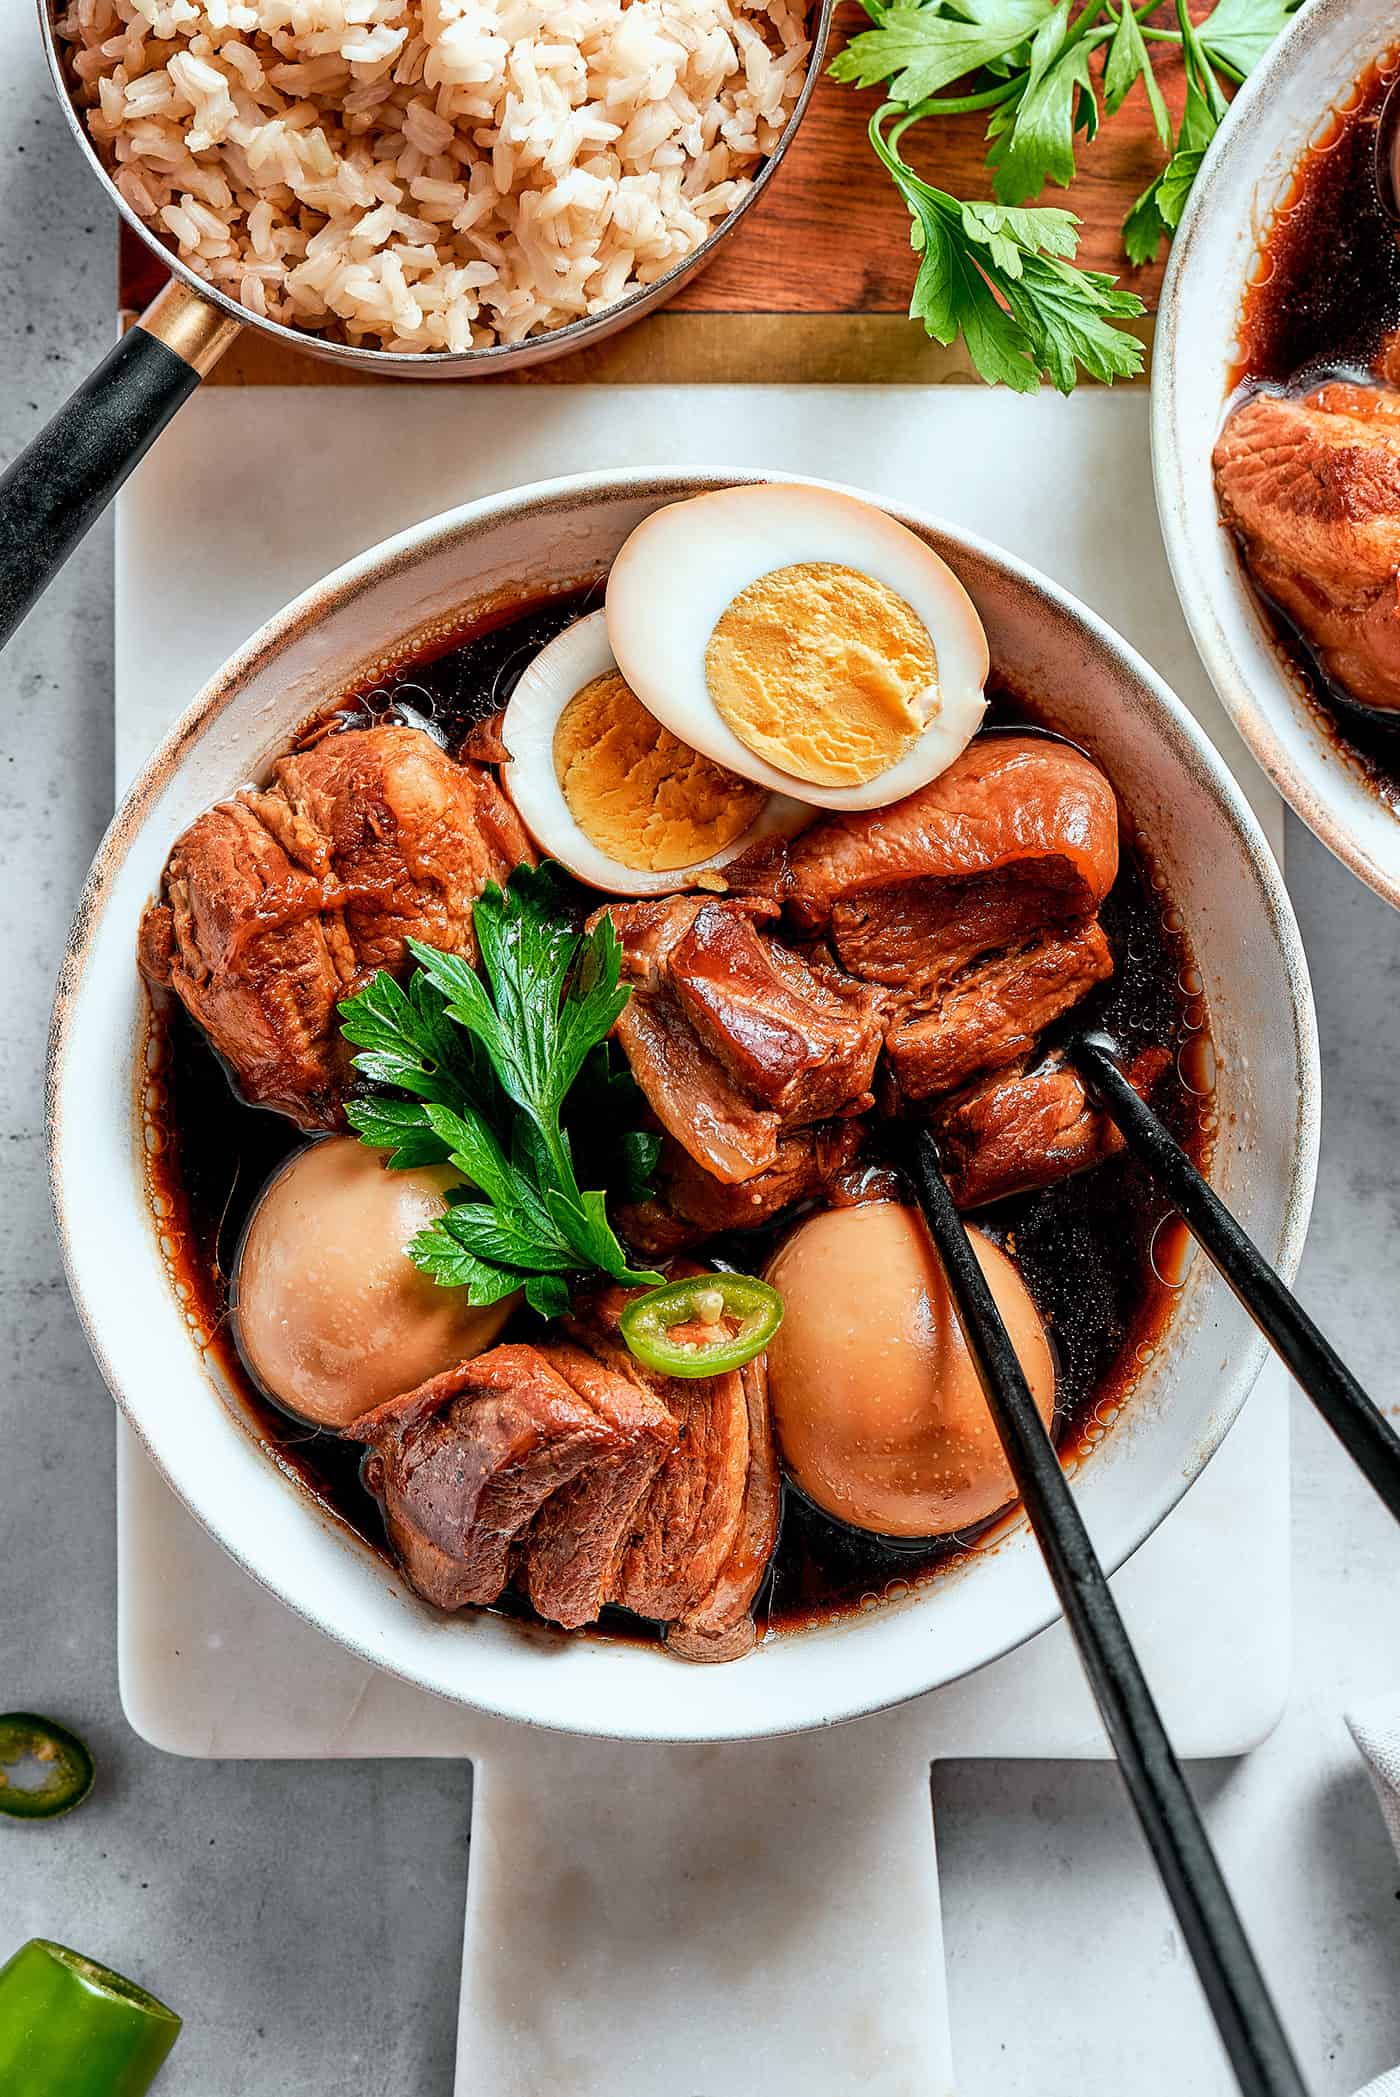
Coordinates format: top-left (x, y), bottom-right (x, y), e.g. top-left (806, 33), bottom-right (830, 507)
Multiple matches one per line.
top-left (0, 285), bottom-right (237, 655)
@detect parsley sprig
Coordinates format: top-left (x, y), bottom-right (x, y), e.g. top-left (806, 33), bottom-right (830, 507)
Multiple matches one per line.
top-left (835, 0), bottom-right (1299, 387)
top-left (339, 863), bottom-right (662, 1318)
top-left (868, 106), bottom-right (1146, 391)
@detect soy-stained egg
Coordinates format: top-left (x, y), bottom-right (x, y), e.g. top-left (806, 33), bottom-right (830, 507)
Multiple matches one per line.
top-left (233, 1137), bottom-right (515, 1429)
top-left (765, 1202), bottom-right (1054, 1537)
top-left (499, 611), bottom-right (810, 895)
top-left (605, 484), bottom-right (990, 811)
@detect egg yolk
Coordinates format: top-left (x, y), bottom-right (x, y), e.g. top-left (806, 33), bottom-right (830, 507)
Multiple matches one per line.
top-left (553, 670), bottom-right (765, 872)
top-left (704, 562), bottom-right (940, 787)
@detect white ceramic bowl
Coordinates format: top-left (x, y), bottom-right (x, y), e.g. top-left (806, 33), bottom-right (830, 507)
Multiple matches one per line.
top-left (48, 471), bottom-right (1318, 1743)
top-left (1153, 0), bottom-right (1400, 909)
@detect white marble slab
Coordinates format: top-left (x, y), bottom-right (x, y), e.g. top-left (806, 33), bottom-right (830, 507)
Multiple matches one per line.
top-left (113, 382), bottom-right (1291, 2097)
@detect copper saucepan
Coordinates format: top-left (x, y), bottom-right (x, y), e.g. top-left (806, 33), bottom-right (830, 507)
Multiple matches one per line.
top-left (0, 0), bottom-right (833, 652)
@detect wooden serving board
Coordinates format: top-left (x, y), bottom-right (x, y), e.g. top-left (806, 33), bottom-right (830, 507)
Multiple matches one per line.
top-left (116, 3), bottom-right (1192, 384)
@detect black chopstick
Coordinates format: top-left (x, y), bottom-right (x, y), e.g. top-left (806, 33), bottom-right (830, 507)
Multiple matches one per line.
top-left (1070, 1033), bottom-right (1400, 1525)
top-left (907, 1129), bottom-right (1309, 2097)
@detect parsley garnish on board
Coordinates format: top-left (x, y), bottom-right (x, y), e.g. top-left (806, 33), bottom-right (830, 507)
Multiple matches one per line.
top-left (339, 863), bottom-right (662, 1318)
top-left (833, 0), bottom-right (1300, 388)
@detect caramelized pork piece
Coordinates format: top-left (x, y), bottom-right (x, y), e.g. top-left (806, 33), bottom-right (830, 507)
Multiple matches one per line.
top-left (138, 724), bottom-right (530, 1128)
top-left (613, 1351), bottom-right (752, 1623)
top-left (618, 1122), bottom-right (865, 1256)
top-left (934, 1048), bottom-right (1123, 1216)
top-left (354, 1343), bottom-right (625, 1612)
top-left (787, 736), bottom-right (1119, 1099)
top-left (1213, 382), bottom-right (1400, 712)
top-left (931, 1054), bottom-right (1120, 1210)
top-left (786, 736), bottom-right (1118, 933)
top-left (931, 1045), bottom-right (1171, 1210)
top-left (885, 920), bottom-right (1112, 1099)
top-left (579, 1289), bottom-right (780, 1657)
top-left (666, 1357), bottom-right (780, 1664)
top-left (600, 895), bottom-right (883, 1184)
top-left (520, 1340), bottom-right (677, 1630)
top-left (824, 1158), bottom-right (905, 1209)
top-left (354, 1299), bottom-right (780, 1660)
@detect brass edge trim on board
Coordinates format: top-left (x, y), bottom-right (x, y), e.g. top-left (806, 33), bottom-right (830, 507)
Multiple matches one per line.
top-left (121, 307), bottom-right (1155, 387)
top-left (133, 277), bottom-right (242, 378)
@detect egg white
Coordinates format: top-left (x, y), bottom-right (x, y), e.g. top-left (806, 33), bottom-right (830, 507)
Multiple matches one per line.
top-left (605, 483), bottom-right (990, 812)
top-left (499, 611), bottom-right (812, 897)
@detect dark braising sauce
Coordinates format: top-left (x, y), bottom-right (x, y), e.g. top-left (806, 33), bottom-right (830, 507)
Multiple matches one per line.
top-left (1228, 51), bottom-right (1400, 804)
top-left (143, 594), bottom-right (1213, 1646)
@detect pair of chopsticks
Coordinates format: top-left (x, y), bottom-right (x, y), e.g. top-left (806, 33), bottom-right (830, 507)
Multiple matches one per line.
top-left (907, 1033), bottom-right (1400, 2097)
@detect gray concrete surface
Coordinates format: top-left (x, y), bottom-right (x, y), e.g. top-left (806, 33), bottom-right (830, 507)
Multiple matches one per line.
top-left (0, 25), bottom-right (469, 2095)
top-left (3, 13), bottom-right (1400, 2096)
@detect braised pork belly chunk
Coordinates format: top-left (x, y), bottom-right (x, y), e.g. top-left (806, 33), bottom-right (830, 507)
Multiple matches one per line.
top-left (353, 1287), bottom-right (780, 1660)
top-left (928, 1045), bottom-right (1170, 1211)
top-left (598, 894), bottom-right (884, 1184)
top-left (787, 734), bottom-right (1119, 1102)
top-left (354, 1342), bottom-right (632, 1615)
top-left (653, 1357), bottom-right (778, 1665)
top-left (515, 1337), bottom-right (680, 1630)
top-left (592, 737), bottom-right (1124, 1235)
top-left (138, 724), bottom-right (531, 1128)
top-left (619, 1122), bottom-right (865, 1256)
top-left (1213, 382), bottom-right (1400, 713)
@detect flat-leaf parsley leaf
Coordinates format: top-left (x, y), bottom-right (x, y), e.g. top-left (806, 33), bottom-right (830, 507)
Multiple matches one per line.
top-left (837, 0), bottom-right (1300, 385)
top-left (870, 107), bottom-right (1145, 391)
top-left (340, 864), bottom-right (662, 1313)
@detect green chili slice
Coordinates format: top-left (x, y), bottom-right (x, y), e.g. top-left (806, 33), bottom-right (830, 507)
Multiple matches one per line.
top-left (0, 1715), bottom-right (95, 1822)
top-left (0, 1940), bottom-right (181, 2097)
top-left (620, 1274), bottom-right (782, 1378)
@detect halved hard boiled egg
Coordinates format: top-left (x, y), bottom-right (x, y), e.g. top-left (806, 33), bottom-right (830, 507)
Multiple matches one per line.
top-left (605, 483), bottom-right (990, 812)
top-left (498, 611), bottom-right (811, 896)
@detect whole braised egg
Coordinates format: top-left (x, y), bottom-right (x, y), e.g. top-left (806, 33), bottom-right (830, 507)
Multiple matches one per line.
top-left (604, 483), bottom-right (990, 811)
top-left (499, 611), bottom-right (811, 895)
top-left (233, 1137), bottom-right (515, 1429)
top-left (765, 1203), bottom-right (1054, 1538)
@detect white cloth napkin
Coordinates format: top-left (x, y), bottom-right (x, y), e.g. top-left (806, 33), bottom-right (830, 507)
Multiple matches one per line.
top-left (1347, 1699), bottom-right (1400, 2097)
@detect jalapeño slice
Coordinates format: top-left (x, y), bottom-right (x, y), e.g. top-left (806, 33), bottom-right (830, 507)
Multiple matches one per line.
top-left (620, 1274), bottom-right (782, 1378)
top-left (0, 1715), bottom-right (95, 1822)
top-left (0, 1940), bottom-right (181, 2097)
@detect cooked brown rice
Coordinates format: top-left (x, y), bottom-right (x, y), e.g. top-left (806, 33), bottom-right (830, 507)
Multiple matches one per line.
top-left (55, 0), bottom-right (810, 354)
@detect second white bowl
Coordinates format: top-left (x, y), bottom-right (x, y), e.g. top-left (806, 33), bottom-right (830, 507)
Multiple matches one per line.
top-left (1153, 0), bottom-right (1400, 909)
